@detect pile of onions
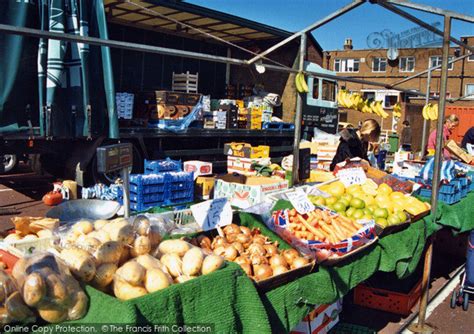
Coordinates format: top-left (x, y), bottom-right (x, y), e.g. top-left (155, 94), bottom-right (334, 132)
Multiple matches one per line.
top-left (190, 224), bottom-right (310, 281)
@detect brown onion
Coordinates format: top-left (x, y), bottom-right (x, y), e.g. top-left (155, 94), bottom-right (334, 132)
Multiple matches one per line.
top-left (239, 263), bottom-right (253, 276)
top-left (224, 246), bottom-right (238, 261)
top-left (291, 257), bottom-right (310, 269)
top-left (250, 254), bottom-right (268, 266)
top-left (253, 264), bottom-right (273, 280)
top-left (282, 249), bottom-right (299, 265)
top-left (211, 236), bottom-right (228, 249)
top-left (264, 244), bottom-right (278, 257)
top-left (272, 265), bottom-right (289, 276)
top-left (234, 256), bottom-right (251, 265)
top-left (252, 235), bottom-right (267, 245)
top-left (198, 235), bottom-right (212, 249)
top-left (269, 254), bottom-right (288, 269)
top-left (213, 246), bottom-right (226, 256)
top-left (248, 243), bottom-right (266, 257)
top-left (240, 226), bottom-right (251, 236)
top-left (235, 234), bottom-right (251, 246)
top-left (223, 224), bottom-right (241, 235)
top-left (231, 242), bottom-right (244, 255)
top-left (225, 233), bottom-right (238, 243)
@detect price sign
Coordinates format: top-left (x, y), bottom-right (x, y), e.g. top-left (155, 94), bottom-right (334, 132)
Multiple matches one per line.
top-left (191, 198), bottom-right (232, 231)
top-left (286, 189), bottom-right (315, 214)
top-left (336, 167), bottom-right (367, 187)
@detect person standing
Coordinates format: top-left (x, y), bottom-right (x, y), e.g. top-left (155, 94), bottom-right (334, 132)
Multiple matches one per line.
top-left (427, 114), bottom-right (459, 159)
top-left (400, 120), bottom-right (412, 151)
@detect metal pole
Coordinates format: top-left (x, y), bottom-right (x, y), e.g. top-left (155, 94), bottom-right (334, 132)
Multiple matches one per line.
top-left (384, 0), bottom-right (474, 23)
top-left (420, 69), bottom-right (432, 158)
top-left (122, 167), bottom-right (130, 218)
top-left (291, 34), bottom-right (307, 186)
top-left (408, 14), bottom-right (451, 334)
top-left (247, 0), bottom-right (365, 64)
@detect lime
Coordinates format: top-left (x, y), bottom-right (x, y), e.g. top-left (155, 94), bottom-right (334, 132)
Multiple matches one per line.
top-left (325, 196), bottom-right (338, 206)
top-left (350, 198), bottom-right (365, 209)
top-left (340, 193), bottom-right (353, 202)
top-left (374, 208), bottom-right (389, 219)
top-left (338, 198), bottom-right (350, 208)
top-left (376, 218), bottom-right (388, 227)
top-left (362, 214), bottom-right (373, 220)
top-left (346, 207), bottom-right (356, 217)
top-left (396, 211), bottom-right (408, 223)
top-left (387, 215), bottom-right (401, 226)
top-left (352, 209), bottom-right (365, 220)
top-left (333, 201), bottom-right (347, 212)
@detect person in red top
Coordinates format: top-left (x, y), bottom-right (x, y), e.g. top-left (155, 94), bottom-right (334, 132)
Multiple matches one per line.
top-left (427, 114), bottom-right (459, 159)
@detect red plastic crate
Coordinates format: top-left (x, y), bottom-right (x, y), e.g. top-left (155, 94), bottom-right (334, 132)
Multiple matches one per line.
top-left (0, 249), bottom-right (19, 275)
top-left (353, 279), bottom-right (422, 316)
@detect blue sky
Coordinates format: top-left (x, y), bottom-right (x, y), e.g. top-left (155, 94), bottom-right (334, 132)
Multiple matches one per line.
top-left (186, 0), bottom-right (474, 51)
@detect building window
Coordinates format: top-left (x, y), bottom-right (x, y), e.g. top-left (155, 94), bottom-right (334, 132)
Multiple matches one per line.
top-left (468, 53), bottom-right (474, 62)
top-left (466, 84), bottom-right (474, 99)
top-left (362, 91), bottom-right (375, 103)
top-left (399, 56), bottom-right (415, 72)
top-left (322, 80), bottom-right (336, 102)
top-left (334, 58), bottom-right (360, 73)
top-left (384, 95), bottom-right (398, 108)
top-left (429, 56), bottom-right (454, 70)
top-left (430, 91), bottom-right (451, 98)
top-left (313, 79), bottom-right (319, 100)
top-left (372, 57), bottom-right (387, 72)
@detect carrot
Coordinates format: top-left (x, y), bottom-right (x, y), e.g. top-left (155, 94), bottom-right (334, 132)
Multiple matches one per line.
top-left (331, 219), bottom-right (347, 239)
top-left (306, 233), bottom-right (314, 240)
top-left (297, 215), bottom-right (324, 239)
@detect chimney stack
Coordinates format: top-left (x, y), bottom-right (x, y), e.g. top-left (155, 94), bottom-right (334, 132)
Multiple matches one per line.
top-left (344, 38), bottom-right (353, 50)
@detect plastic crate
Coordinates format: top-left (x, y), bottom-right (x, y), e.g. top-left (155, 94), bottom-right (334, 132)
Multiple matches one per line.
top-left (144, 158), bottom-right (182, 174)
top-left (166, 171), bottom-right (194, 191)
top-left (417, 187), bottom-right (461, 204)
top-left (353, 279), bottom-right (422, 316)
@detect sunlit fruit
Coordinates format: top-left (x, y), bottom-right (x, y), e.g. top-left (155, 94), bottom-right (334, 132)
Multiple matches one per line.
top-left (361, 194), bottom-right (375, 206)
top-left (327, 181), bottom-right (346, 197)
top-left (346, 184), bottom-right (362, 195)
top-left (374, 208), bottom-right (389, 219)
top-left (333, 202), bottom-right (347, 212)
top-left (387, 215), bottom-right (401, 225)
top-left (326, 196), bottom-right (338, 206)
top-left (352, 209), bottom-right (365, 220)
top-left (350, 198), bottom-right (365, 209)
top-left (376, 218), bottom-right (388, 227)
top-left (362, 214), bottom-right (373, 220)
top-left (363, 208), bottom-right (372, 216)
top-left (396, 211), bottom-right (408, 223)
top-left (362, 185), bottom-right (378, 196)
top-left (346, 207), bottom-right (356, 217)
top-left (338, 198), bottom-right (350, 208)
top-left (310, 196), bottom-right (326, 206)
top-left (375, 194), bottom-right (390, 205)
top-left (377, 183), bottom-right (393, 195)
top-left (340, 193), bottom-right (353, 202)
top-left (390, 191), bottom-right (405, 201)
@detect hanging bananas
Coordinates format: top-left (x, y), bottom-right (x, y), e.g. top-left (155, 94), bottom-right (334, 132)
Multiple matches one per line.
top-left (392, 102), bottom-right (402, 118)
top-left (422, 103), bottom-right (438, 120)
top-left (336, 90), bottom-right (389, 118)
top-left (295, 72), bottom-right (309, 94)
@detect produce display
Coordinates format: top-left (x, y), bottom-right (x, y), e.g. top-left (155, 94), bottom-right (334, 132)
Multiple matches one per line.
top-left (188, 224), bottom-right (311, 281)
top-left (0, 269), bottom-right (35, 324)
top-left (3, 217), bottom-right (58, 243)
top-left (336, 90), bottom-right (399, 119)
top-left (311, 180), bottom-right (429, 228)
top-left (12, 253), bottom-right (88, 323)
top-left (422, 103), bottom-right (439, 121)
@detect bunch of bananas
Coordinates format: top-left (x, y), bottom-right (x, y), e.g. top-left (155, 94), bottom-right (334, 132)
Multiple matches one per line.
top-left (295, 72), bottom-right (309, 94)
top-left (369, 100), bottom-right (389, 118)
top-left (337, 90), bottom-right (390, 119)
top-left (392, 102), bottom-right (402, 118)
top-left (422, 103), bottom-right (438, 120)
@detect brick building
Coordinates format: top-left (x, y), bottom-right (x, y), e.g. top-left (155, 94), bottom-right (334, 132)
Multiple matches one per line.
top-left (324, 36), bottom-right (474, 150)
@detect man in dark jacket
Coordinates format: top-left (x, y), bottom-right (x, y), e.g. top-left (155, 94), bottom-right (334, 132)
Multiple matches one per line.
top-left (461, 127), bottom-right (474, 149)
top-left (330, 128), bottom-right (368, 171)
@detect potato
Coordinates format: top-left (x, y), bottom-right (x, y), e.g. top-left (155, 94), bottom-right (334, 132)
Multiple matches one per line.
top-left (11, 258), bottom-right (27, 286)
top-left (61, 248), bottom-right (96, 282)
top-left (44, 273), bottom-right (69, 305)
top-left (88, 230), bottom-right (110, 244)
top-left (64, 230), bottom-right (81, 245)
top-left (182, 247), bottom-right (204, 276)
top-left (92, 263), bottom-right (117, 288)
top-left (68, 291), bottom-right (88, 320)
top-left (119, 245), bottom-right (130, 266)
top-left (4, 234), bottom-right (21, 243)
top-left (76, 237), bottom-right (101, 253)
top-left (160, 253), bottom-right (183, 278)
top-left (23, 234), bottom-right (38, 241)
top-left (158, 240), bottom-right (190, 257)
top-left (133, 216), bottom-right (151, 236)
top-left (37, 229), bottom-right (53, 238)
top-left (37, 302), bottom-right (68, 323)
top-left (148, 225), bottom-right (162, 248)
top-left (72, 220), bottom-right (94, 235)
top-left (94, 241), bottom-right (122, 265)
top-left (174, 275), bottom-right (196, 284)
top-left (130, 236), bottom-right (151, 257)
top-left (135, 254), bottom-right (164, 271)
top-left (23, 273), bottom-right (46, 307)
top-left (104, 220), bottom-right (134, 244)
top-left (201, 255), bottom-right (224, 275)
top-left (116, 261), bottom-right (145, 286)
top-left (94, 219), bottom-right (109, 231)
top-left (113, 278), bottom-right (147, 300)
top-left (5, 291), bottom-right (34, 321)
top-left (144, 269), bottom-right (171, 293)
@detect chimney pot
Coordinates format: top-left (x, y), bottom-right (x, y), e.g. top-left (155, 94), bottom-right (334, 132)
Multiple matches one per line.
top-left (344, 38), bottom-right (353, 50)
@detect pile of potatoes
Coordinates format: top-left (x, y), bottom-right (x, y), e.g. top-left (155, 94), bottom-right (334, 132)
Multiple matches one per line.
top-left (11, 253), bottom-right (88, 323)
top-left (113, 239), bottom-right (224, 300)
top-left (57, 217), bottom-right (162, 292)
top-left (189, 224), bottom-right (311, 281)
top-left (4, 217), bottom-right (59, 243)
top-left (0, 269), bottom-right (35, 325)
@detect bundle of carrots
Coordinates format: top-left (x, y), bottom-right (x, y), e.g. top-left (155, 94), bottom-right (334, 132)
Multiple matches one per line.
top-left (287, 208), bottom-right (363, 244)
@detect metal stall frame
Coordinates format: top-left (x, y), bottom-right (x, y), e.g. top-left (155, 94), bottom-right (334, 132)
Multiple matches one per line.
top-left (0, 1), bottom-right (473, 331)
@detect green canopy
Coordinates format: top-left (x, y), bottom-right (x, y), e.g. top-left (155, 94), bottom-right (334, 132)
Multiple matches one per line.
top-left (0, 0), bottom-right (118, 139)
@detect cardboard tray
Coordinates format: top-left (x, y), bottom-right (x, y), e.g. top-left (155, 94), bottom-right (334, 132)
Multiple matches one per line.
top-left (320, 236), bottom-right (378, 266)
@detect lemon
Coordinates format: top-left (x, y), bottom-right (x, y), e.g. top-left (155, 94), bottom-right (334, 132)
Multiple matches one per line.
top-left (325, 196), bottom-right (338, 206)
top-left (374, 208), bottom-right (389, 219)
top-left (362, 185), bottom-right (378, 196)
top-left (390, 191), bottom-right (405, 201)
top-left (327, 181), bottom-right (346, 197)
top-left (378, 183), bottom-right (393, 195)
top-left (346, 184), bottom-right (362, 195)
top-left (376, 218), bottom-right (389, 227)
top-left (350, 198), bottom-right (366, 209)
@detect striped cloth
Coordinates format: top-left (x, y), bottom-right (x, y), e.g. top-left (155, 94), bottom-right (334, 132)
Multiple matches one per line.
top-left (81, 184), bottom-right (121, 200)
top-left (420, 157), bottom-right (456, 182)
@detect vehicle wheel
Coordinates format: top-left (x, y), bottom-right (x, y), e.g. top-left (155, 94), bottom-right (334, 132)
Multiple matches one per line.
top-left (462, 292), bottom-right (469, 311)
top-left (450, 290), bottom-right (458, 309)
top-left (1, 154), bottom-right (17, 174)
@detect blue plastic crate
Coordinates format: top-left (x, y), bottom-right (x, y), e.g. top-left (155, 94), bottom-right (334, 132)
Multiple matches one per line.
top-left (469, 180), bottom-right (474, 192)
top-left (165, 171), bottom-right (194, 191)
top-left (129, 174), bottom-right (166, 194)
top-left (417, 187), bottom-right (461, 205)
top-left (144, 158), bottom-right (182, 174)
top-left (130, 200), bottom-right (164, 212)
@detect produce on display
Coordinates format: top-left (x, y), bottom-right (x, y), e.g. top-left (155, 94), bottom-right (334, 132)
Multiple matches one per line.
top-left (294, 72), bottom-right (309, 94)
top-left (12, 253), bottom-right (88, 323)
top-left (422, 103), bottom-right (439, 121)
top-left (3, 217), bottom-right (59, 243)
top-left (312, 180), bottom-right (428, 228)
top-left (337, 90), bottom-right (389, 118)
top-left (0, 269), bottom-right (35, 324)
top-left (187, 224), bottom-right (311, 281)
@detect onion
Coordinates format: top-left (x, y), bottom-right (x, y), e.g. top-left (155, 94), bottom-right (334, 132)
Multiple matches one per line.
top-left (248, 243), bottom-right (266, 257)
top-left (231, 242), bottom-right (244, 255)
top-left (240, 226), bottom-right (251, 236)
top-left (223, 224), bottom-right (241, 235)
top-left (264, 244), bottom-right (278, 257)
top-left (239, 263), bottom-right (253, 276)
top-left (250, 254), bottom-right (268, 266)
top-left (235, 234), bottom-right (251, 246)
top-left (252, 235), bottom-right (267, 245)
top-left (253, 264), bottom-right (273, 280)
top-left (269, 255), bottom-right (288, 269)
top-left (272, 265), bottom-right (289, 276)
top-left (225, 233), bottom-right (238, 243)
top-left (198, 235), bottom-right (212, 249)
top-left (211, 236), bottom-right (228, 249)
top-left (213, 246), bottom-right (226, 256)
top-left (282, 249), bottom-right (299, 265)
top-left (234, 256), bottom-right (251, 265)
top-left (224, 246), bottom-right (238, 261)
top-left (291, 257), bottom-right (310, 269)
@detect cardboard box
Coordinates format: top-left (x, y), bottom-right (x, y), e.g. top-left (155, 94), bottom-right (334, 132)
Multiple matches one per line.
top-left (152, 104), bottom-right (192, 120)
top-left (184, 161), bottom-right (213, 180)
top-left (195, 175), bottom-right (216, 200)
top-left (223, 142), bottom-right (270, 158)
top-left (227, 156), bottom-right (267, 176)
top-left (214, 174), bottom-right (288, 209)
top-left (290, 299), bottom-right (342, 334)
top-left (446, 140), bottom-right (473, 163)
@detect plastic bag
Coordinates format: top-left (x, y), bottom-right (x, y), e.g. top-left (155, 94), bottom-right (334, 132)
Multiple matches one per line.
top-left (12, 253), bottom-right (88, 323)
top-left (0, 269), bottom-right (35, 325)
